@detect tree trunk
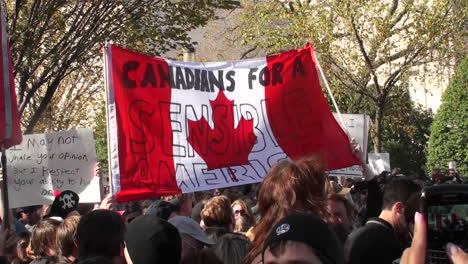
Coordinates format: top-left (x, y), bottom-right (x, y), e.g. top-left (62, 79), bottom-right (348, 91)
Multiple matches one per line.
top-left (373, 104), bottom-right (384, 153)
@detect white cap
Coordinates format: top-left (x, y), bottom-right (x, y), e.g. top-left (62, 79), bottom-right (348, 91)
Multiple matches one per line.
top-left (448, 161), bottom-right (457, 171)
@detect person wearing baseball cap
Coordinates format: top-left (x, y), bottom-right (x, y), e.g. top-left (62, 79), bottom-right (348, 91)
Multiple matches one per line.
top-left (145, 200), bottom-right (179, 220)
top-left (45, 190), bottom-right (80, 221)
top-left (125, 215), bottom-right (182, 264)
top-left (262, 212), bottom-right (344, 264)
top-left (169, 216), bottom-right (214, 260)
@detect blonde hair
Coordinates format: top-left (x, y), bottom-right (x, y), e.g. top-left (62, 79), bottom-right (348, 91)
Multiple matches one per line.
top-left (31, 218), bottom-right (61, 257)
top-left (234, 215), bottom-right (252, 233)
top-left (56, 216), bottom-right (80, 257)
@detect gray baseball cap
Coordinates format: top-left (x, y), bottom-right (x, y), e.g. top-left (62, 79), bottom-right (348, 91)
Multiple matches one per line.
top-left (169, 216), bottom-right (214, 245)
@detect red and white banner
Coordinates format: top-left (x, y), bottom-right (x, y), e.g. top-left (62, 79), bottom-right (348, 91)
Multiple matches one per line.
top-left (0, 4), bottom-right (22, 148)
top-left (105, 44), bottom-right (360, 202)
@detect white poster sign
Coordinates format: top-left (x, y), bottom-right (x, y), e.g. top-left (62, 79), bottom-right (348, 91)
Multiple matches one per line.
top-left (6, 128), bottom-right (100, 208)
top-left (328, 114), bottom-right (370, 177)
top-left (368, 153), bottom-right (391, 175)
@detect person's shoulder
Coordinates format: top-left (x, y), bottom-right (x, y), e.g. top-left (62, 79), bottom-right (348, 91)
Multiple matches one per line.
top-left (346, 219), bottom-right (394, 249)
top-left (348, 221), bottom-right (383, 239)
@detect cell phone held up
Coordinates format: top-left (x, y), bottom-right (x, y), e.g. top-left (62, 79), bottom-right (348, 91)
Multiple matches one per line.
top-left (421, 184), bottom-right (468, 264)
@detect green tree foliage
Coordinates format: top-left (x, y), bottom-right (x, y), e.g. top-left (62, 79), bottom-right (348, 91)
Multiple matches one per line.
top-left (94, 106), bottom-right (108, 173)
top-left (239, 0), bottom-right (466, 152)
top-left (5, 0), bottom-right (239, 133)
top-left (426, 57), bottom-right (468, 176)
top-left (379, 87), bottom-right (433, 175)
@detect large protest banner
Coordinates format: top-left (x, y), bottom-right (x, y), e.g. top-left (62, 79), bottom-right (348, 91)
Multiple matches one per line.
top-left (105, 44), bottom-right (361, 202)
top-left (6, 128), bottom-right (100, 208)
top-left (328, 114), bottom-right (370, 177)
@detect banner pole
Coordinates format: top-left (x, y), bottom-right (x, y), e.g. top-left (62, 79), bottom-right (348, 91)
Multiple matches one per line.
top-left (313, 51), bottom-right (349, 135)
top-left (103, 41), bottom-right (114, 197)
top-left (1, 145), bottom-right (10, 230)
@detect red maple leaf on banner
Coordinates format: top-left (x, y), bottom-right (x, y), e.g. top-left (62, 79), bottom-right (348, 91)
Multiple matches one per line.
top-left (187, 91), bottom-right (257, 171)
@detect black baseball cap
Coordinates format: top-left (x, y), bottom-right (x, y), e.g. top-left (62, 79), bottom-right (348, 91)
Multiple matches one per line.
top-left (45, 190), bottom-right (80, 219)
top-left (263, 212), bottom-right (344, 264)
top-left (146, 200), bottom-right (179, 220)
top-left (125, 215), bottom-right (182, 264)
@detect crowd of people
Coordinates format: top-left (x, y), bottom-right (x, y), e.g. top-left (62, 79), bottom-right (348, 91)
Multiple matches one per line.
top-left (0, 144), bottom-right (467, 264)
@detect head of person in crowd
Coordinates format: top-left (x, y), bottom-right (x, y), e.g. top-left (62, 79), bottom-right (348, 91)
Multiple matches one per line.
top-left (169, 215), bottom-right (215, 261)
top-left (234, 215), bottom-right (253, 233)
top-left (213, 189), bottom-right (222, 196)
top-left (195, 191), bottom-right (213, 204)
top-left (201, 196), bottom-right (235, 231)
top-left (250, 183), bottom-right (262, 223)
top-left (12, 232), bottom-right (32, 264)
top-left (145, 200), bottom-right (179, 221)
top-left (180, 248), bottom-right (223, 264)
top-left (213, 233), bottom-right (251, 264)
top-left (222, 189), bottom-right (242, 204)
top-left (76, 210), bottom-right (125, 261)
top-left (30, 218), bottom-right (62, 260)
top-left (380, 179), bottom-right (421, 244)
top-left (231, 199), bottom-right (255, 225)
top-left (125, 215), bottom-right (181, 264)
top-left (262, 212), bottom-right (344, 264)
top-left (76, 204), bottom-right (95, 216)
top-left (377, 171), bottom-right (390, 184)
top-left (242, 195), bottom-right (255, 208)
top-left (448, 168), bottom-right (458, 178)
top-left (45, 190), bottom-right (80, 221)
top-left (163, 193), bottom-right (194, 217)
top-left (140, 199), bottom-right (155, 215)
top-left (327, 194), bottom-right (355, 244)
top-left (124, 201), bottom-right (142, 224)
top-left (204, 226), bottom-right (229, 243)
top-left (56, 215), bottom-right (80, 263)
top-left (431, 168), bottom-right (447, 184)
top-left (245, 156), bottom-right (329, 263)
top-left (16, 205), bottom-right (42, 228)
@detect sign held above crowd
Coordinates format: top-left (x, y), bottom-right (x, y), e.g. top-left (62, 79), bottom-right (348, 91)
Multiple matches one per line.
top-left (105, 43), bottom-right (361, 202)
top-left (328, 114), bottom-right (370, 178)
top-left (6, 128), bottom-right (100, 208)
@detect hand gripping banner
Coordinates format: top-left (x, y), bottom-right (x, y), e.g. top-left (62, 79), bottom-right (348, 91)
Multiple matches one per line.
top-left (104, 44), bottom-right (360, 202)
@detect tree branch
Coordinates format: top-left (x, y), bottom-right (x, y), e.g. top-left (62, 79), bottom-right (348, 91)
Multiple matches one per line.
top-left (240, 46), bottom-right (257, 59)
top-left (350, 15), bottom-right (381, 95)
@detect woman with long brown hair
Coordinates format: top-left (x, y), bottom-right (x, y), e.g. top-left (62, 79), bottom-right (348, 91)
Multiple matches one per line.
top-left (231, 200), bottom-right (255, 228)
top-left (244, 156), bottom-right (329, 264)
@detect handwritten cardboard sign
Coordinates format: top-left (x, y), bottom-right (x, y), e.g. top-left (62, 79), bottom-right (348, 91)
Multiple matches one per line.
top-left (328, 114), bottom-right (370, 177)
top-left (6, 128), bottom-right (100, 208)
